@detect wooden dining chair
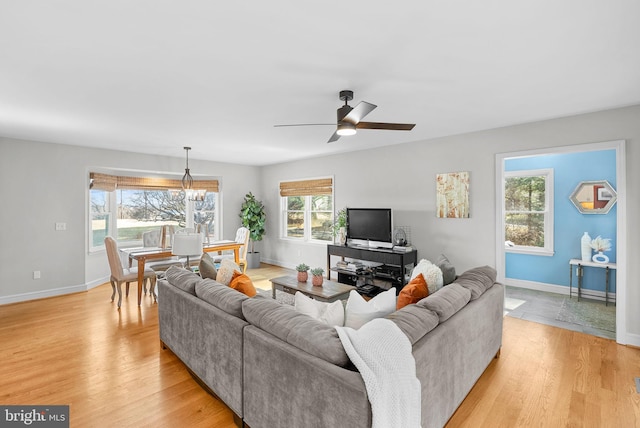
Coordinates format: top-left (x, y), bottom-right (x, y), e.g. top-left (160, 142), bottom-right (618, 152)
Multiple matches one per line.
top-left (104, 236), bottom-right (157, 308)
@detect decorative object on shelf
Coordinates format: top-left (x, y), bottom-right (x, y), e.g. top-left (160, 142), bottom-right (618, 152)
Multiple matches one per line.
top-left (393, 227), bottom-right (407, 246)
top-left (590, 235), bottom-right (612, 264)
top-left (569, 180), bottom-right (617, 214)
top-left (296, 263), bottom-right (310, 282)
top-left (310, 267), bottom-right (325, 286)
top-left (436, 171), bottom-right (470, 218)
top-left (180, 147), bottom-right (207, 201)
top-left (240, 192), bottom-right (266, 269)
top-left (581, 232), bottom-right (592, 262)
top-left (333, 207), bottom-right (347, 245)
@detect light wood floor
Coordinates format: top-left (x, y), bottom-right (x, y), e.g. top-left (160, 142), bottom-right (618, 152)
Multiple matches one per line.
top-left (1, 264), bottom-right (638, 428)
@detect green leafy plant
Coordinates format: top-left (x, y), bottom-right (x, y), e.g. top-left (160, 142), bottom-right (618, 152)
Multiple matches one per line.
top-left (310, 267), bottom-right (324, 276)
top-left (239, 192), bottom-right (266, 253)
top-left (332, 207), bottom-right (347, 237)
top-left (295, 263), bottom-right (310, 272)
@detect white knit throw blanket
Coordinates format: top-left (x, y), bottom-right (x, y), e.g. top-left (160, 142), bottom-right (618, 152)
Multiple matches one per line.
top-left (335, 318), bottom-right (421, 428)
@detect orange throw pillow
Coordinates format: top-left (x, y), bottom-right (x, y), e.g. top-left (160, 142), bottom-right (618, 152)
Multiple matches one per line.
top-left (396, 273), bottom-right (429, 309)
top-left (229, 270), bottom-right (257, 297)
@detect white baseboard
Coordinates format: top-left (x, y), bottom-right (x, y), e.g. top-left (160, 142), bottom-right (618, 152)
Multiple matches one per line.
top-left (505, 277), bottom-right (616, 303)
top-left (0, 283), bottom-right (88, 305)
top-left (624, 332), bottom-right (640, 347)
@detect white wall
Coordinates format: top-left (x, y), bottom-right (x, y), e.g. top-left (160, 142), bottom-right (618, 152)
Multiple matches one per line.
top-left (0, 138), bottom-right (260, 302)
top-left (260, 104), bottom-right (640, 344)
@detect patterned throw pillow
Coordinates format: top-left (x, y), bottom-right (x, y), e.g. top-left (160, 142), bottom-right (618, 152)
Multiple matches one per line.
top-left (217, 259), bottom-right (241, 286)
top-left (410, 259), bottom-right (443, 294)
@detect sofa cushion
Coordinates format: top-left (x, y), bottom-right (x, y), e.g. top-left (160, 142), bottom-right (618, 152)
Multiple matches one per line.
top-left (345, 288), bottom-right (397, 329)
top-left (387, 304), bottom-right (440, 345)
top-left (229, 270), bottom-right (257, 297)
top-left (436, 254), bottom-right (456, 286)
top-left (294, 292), bottom-right (345, 326)
top-left (455, 265), bottom-right (497, 300)
top-left (242, 297), bottom-right (350, 367)
top-left (396, 273), bottom-right (429, 310)
top-left (217, 259), bottom-right (240, 286)
top-left (418, 283), bottom-right (471, 322)
top-left (410, 259), bottom-right (443, 294)
top-left (195, 278), bottom-right (248, 319)
top-left (164, 266), bottom-right (201, 295)
top-left (198, 251), bottom-right (218, 280)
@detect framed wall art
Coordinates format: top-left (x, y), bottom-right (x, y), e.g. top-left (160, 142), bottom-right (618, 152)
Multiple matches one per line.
top-left (436, 171), bottom-right (470, 218)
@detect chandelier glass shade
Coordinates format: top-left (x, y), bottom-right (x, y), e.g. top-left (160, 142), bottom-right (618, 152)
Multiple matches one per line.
top-left (181, 146), bottom-right (206, 201)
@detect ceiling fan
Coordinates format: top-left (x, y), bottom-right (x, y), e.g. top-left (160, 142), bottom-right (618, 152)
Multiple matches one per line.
top-left (274, 90), bottom-right (416, 143)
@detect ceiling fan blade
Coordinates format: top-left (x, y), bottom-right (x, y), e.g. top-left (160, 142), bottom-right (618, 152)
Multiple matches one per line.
top-left (342, 101), bottom-right (377, 125)
top-left (327, 131), bottom-right (341, 143)
top-left (356, 122), bottom-right (416, 131)
top-left (274, 123), bottom-right (334, 127)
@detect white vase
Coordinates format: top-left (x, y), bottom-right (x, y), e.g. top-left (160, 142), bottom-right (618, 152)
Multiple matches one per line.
top-left (581, 232), bottom-right (592, 262)
top-left (592, 251), bottom-right (609, 264)
top-left (338, 227), bottom-right (346, 245)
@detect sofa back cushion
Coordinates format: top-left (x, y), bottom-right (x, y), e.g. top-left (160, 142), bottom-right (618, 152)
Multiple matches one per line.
top-left (455, 265), bottom-right (497, 300)
top-left (242, 297), bottom-right (350, 367)
top-left (418, 283), bottom-right (471, 322)
top-left (386, 304), bottom-right (440, 345)
top-left (165, 266), bottom-right (201, 296)
top-left (195, 279), bottom-right (248, 319)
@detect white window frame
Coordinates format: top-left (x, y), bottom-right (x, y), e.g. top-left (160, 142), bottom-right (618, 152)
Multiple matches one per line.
top-left (281, 194), bottom-right (334, 244)
top-left (504, 168), bottom-right (554, 256)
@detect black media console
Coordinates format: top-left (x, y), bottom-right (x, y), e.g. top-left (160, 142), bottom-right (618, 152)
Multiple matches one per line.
top-left (326, 244), bottom-right (417, 296)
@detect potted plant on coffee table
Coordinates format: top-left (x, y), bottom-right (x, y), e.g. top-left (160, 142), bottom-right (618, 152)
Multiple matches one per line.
top-left (310, 267), bottom-right (325, 287)
top-left (296, 263), bottom-right (310, 282)
top-left (239, 192), bottom-right (266, 269)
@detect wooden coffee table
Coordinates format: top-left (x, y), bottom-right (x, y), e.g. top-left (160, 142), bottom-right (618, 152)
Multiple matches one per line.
top-left (270, 275), bottom-right (356, 303)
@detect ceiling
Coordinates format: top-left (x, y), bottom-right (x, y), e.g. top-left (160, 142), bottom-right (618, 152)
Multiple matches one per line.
top-left (1, 1), bottom-right (639, 166)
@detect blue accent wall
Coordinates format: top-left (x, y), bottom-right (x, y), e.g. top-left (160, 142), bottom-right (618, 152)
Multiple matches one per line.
top-left (505, 150), bottom-right (616, 292)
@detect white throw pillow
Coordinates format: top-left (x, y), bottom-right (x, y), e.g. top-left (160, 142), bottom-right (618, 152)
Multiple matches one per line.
top-left (344, 288), bottom-right (397, 329)
top-left (410, 259), bottom-right (443, 295)
top-left (294, 292), bottom-right (345, 326)
top-left (216, 259), bottom-right (240, 286)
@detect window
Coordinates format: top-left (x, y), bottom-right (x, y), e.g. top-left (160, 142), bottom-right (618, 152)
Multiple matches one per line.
top-left (280, 178), bottom-right (334, 243)
top-left (504, 169), bottom-right (554, 255)
top-left (89, 172), bottom-right (220, 250)
top-left (90, 189), bottom-right (111, 249)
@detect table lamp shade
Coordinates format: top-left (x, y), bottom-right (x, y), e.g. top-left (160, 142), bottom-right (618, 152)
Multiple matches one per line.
top-left (172, 233), bottom-right (203, 256)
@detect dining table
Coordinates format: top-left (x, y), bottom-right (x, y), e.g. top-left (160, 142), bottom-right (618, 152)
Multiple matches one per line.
top-left (122, 240), bottom-right (243, 305)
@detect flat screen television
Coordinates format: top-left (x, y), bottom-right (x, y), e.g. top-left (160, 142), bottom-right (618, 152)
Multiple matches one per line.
top-left (346, 208), bottom-right (393, 248)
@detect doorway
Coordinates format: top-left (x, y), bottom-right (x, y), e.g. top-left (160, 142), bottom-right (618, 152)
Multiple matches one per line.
top-left (495, 140), bottom-right (626, 343)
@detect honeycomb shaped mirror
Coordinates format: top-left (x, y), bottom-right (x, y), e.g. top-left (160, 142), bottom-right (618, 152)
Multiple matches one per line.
top-left (569, 180), bottom-right (617, 214)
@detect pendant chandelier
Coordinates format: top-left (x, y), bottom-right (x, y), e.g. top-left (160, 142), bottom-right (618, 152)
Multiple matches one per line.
top-left (181, 146), bottom-right (206, 202)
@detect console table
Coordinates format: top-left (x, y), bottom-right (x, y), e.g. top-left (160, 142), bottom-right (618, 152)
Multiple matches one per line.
top-left (569, 258), bottom-right (616, 306)
top-left (326, 244), bottom-right (417, 288)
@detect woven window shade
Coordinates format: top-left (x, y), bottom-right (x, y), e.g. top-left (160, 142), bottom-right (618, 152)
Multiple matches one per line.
top-left (280, 178), bottom-right (333, 197)
top-left (89, 173), bottom-right (118, 191)
top-left (89, 173), bottom-right (218, 192)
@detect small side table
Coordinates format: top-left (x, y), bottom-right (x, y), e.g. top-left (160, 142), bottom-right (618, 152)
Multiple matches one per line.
top-left (569, 258), bottom-right (616, 306)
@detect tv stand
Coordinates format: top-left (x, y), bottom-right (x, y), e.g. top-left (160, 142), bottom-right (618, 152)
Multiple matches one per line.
top-left (326, 244), bottom-right (417, 291)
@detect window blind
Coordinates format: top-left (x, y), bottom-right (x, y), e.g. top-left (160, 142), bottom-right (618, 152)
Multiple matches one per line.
top-left (90, 172), bottom-right (219, 192)
top-left (279, 178), bottom-right (333, 197)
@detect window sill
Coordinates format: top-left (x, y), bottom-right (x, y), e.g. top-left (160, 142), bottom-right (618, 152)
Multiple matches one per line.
top-left (505, 246), bottom-right (554, 257)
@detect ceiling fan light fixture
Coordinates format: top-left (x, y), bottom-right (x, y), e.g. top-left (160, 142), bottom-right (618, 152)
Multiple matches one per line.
top-left (336, 122), bottom-right (356, 136)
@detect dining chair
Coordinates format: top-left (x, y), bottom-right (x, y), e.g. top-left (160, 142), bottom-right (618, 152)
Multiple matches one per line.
top-left (104, 236), bottom-right (157, 308)
top-left (215, 227), bottom-right (250, 273)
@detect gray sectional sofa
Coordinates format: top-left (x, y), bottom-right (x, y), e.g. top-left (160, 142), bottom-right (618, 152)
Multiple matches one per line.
top-left (157, 265), bottom-right (504, 428)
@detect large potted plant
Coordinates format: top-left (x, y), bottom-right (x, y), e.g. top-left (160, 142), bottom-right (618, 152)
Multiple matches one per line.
top-left (239, 192), bottom-right (266, 269)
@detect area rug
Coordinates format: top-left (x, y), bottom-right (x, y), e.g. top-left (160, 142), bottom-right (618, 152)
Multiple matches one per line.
top-left (256, 288), bottom-right (295, 305)
top-left (556, 298), bottom-right (616, 332)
